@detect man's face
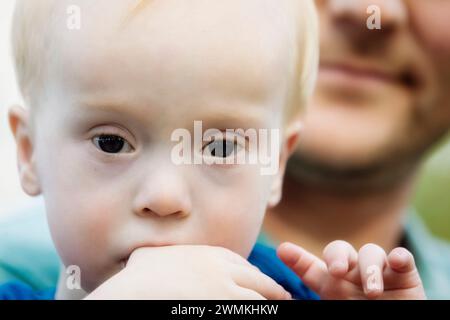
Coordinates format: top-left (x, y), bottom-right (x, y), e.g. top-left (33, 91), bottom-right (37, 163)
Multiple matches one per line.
top-left (29, 0), bottom-right (297, 291)
top-left (296, 0), bottom-right (450, 176)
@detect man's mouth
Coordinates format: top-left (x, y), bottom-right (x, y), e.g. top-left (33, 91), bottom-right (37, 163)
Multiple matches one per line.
top-left (319, 62), bottom-right (421, 90)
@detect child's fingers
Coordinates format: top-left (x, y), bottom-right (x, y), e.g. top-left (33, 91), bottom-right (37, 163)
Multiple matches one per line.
top-left (323, 240), bottom-right (358, 278)
top-left (277, 242), bottom-right (327, 294)
top-left (358, 243), bottom-right (387, 299)
top-left (232, 264), bottom-right (292, 300)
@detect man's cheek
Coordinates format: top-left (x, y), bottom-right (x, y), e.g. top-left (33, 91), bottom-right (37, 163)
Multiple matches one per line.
top-left (411, 3), bottom-right (450, 53)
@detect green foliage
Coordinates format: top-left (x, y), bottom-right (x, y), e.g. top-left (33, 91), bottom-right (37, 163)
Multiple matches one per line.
top-left (414, 134), bottom-right (450, 241)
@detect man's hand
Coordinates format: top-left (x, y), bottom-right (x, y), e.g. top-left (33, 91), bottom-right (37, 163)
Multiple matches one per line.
top-left (85, 245), bottom-right (292, 300)
top-left (277, 241), bottom-right (426, 300)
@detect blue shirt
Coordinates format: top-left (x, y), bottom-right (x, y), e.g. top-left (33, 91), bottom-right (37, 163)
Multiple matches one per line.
top-left (0, 281), bottom-right (55, 300)
top-left (0, 243), bottom-right (318, 300)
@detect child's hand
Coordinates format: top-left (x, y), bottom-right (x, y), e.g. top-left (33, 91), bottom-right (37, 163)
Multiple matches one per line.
top-left (277, 241), bottom-right (426, 300)
top-left (85, 245), bottom-right (291, 300)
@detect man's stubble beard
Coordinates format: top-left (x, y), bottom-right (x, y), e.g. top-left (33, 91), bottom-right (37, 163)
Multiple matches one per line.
top-left (286, 149), bottom-right (422, 195)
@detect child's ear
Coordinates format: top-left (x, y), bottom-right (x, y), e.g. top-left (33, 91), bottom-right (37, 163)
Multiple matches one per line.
top-left (8, 105), bottom-right (41, 196)
top-left (267, 119), bottom-right (302, 208)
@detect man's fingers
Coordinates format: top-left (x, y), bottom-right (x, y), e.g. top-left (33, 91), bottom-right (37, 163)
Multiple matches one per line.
top-left (323, 240), bottom-right (358, 278)
top-left (387, 247), bottom-right (416, 273)
top-left (383, 247), bottom-right (424, 292)
top-left (358, 243), bottom-right (387, 299)
top-left (232, 265), bottom-right (292, 300)
top-left (277, 242), bottom-right (327, 294)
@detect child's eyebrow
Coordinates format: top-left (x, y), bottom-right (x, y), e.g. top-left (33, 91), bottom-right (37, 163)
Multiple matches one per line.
top-left (80, 100), bottom-right (143, 117)
top-left (78, 99), bottom-right (270, 130)
top-left (197, 109), bottom-right (271, 131)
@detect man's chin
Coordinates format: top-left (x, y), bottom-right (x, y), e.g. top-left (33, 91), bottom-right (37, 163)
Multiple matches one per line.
top-left (286, 149), bottom-right (419, 192)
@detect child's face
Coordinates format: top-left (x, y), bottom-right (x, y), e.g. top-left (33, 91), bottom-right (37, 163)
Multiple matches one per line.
top-left (24, 0), bottom-right (299, 291)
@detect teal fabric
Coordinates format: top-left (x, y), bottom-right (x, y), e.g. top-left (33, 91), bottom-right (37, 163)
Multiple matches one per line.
top-left (0, 201), bottom-right (60, 290)
top-left (0, 202), bottom-right (449, 299)
top-left (403, 211), bottom-right (450, 300)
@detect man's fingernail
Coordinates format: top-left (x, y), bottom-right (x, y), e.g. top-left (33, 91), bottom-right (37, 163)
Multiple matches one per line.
top-left (366, 265), bottom-right (382, 293)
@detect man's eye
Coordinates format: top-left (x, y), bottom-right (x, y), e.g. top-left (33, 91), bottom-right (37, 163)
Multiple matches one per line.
top-left (203, 139), bottom-right (239, 158)
top-left (92, 135), bottom-right (133, 154)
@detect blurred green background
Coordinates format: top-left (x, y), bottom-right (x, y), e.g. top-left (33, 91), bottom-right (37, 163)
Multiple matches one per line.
top-left (414, 134), bottom-right (450, 241)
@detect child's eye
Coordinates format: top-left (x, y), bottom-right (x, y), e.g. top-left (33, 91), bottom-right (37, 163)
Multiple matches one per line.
top-left (202, 139), bottom-right (241, 158)
top-left (92, 135), bottom-right (134, 154)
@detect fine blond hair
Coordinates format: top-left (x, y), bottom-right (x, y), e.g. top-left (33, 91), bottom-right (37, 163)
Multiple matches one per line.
top-left (11, 0), bottom-right (318, 118)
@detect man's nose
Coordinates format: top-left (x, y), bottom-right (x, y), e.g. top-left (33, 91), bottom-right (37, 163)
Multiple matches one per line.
top-left (326, 0), bottom-right (408, 47)
top-left (132, 165), bottom-right (192, 219)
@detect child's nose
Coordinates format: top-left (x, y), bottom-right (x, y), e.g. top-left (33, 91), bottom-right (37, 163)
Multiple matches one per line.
top-left (132, 165), bottom-right (192, 219)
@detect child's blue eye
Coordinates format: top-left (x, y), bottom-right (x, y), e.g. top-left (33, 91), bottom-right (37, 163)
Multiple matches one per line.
top-left (203, 139), bottom-right (238, 158)
top-left (92, 135), bottom-right (133, 154)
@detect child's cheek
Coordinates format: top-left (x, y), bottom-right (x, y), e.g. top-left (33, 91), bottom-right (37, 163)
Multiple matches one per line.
top-left (34, 124), bottom-right (129, 289)
top-left (195, 170), bottom-right (270, 257)
top-left (47, 194), bottom-right (111, 253)
top-left (44, 184), bottom-right (122, 289)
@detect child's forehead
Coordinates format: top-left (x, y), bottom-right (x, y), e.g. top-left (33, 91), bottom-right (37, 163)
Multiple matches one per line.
top-left (57, 0), bottom-right (300, 54)
top-left (50, 0), bottom-right (299, 120)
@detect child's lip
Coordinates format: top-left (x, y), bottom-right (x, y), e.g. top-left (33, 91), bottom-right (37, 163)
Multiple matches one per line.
top-left (120, 258), bottom-right (128, 269)
top-left (120, 243), bottom-right (176, 268)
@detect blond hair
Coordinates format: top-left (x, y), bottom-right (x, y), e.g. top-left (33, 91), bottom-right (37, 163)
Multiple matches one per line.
top-left (12, 0), bottom-right (318, 117)
top-left (288, 0), bottom-right (319, 120)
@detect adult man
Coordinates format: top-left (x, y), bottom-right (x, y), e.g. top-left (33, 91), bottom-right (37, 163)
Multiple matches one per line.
top-left (262, 0), bottom-right (450, 299)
